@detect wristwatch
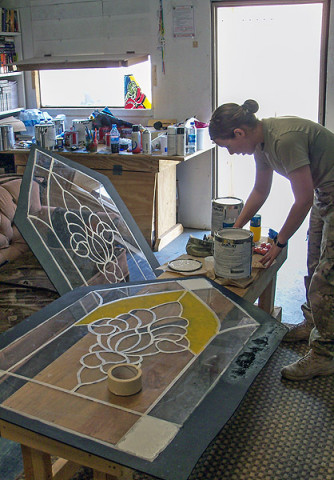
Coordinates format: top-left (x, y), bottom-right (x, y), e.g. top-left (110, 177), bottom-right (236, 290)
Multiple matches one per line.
top-left (274, 236), bottom-right (287, 248)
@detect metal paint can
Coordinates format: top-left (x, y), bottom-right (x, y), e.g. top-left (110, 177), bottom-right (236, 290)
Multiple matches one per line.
top-left (214, 228), bottom-right (253, 279)
top-left (53, 118), bottom-right (65, 136)
top-left (64, 130), bottom-right (79, 148)
top-left (0, 125), bottom-right (15, 151)
top-left (72, 119), bottom-right (92, 143)
top-left (34, 122), bottom-right (56, 150)
top-left (211, 197), bottom-right (244, 235)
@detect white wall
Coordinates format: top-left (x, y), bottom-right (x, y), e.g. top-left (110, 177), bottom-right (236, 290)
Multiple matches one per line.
top-left (4, 0), bottom-right (334, 229)
top-left (3, 0), bottom-right (213, 229)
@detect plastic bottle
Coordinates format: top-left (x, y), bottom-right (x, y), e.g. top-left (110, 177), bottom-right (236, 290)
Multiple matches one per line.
top-left (37, 110), bottom-right (45, 123)
top-left (167, 126), bottom-right (177, 156)
top-left (250, 214), bottom-right (262, 242)
top-left (19, 109), bottom-right (34, 136)
top-left (131, 125), bottom-right (141, 153)
top-left (176, 126), bottom-right (186, 156)
top-left (110, 124), bottom-right (120, 153)
top-left (31, 110), bottom-right (40, 131)
top-left (187, 121), bottom-right (197, 155)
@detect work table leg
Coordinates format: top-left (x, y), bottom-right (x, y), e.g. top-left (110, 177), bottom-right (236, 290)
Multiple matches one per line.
top-left (21, 444), bottom-right (53, 480)
top-left (258, 276), bottom-right (277, 315)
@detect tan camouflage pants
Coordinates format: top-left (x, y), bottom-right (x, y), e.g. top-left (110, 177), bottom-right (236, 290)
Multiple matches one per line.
top-left (305, 188), bottom-right (334, 356)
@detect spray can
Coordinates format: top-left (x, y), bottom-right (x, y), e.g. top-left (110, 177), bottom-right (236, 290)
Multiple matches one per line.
top-left (142, 129), bottom-right (151, 154)
top-left (250, 214), bottom-right (261, 242)
top-left (176, 126), bottom-right (186, 156)
top-left (131, 125), bottom-right (142, 153)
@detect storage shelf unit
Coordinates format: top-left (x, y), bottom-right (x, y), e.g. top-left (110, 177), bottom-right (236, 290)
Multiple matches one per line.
top-left (0, 20), bottom-right (26, 117)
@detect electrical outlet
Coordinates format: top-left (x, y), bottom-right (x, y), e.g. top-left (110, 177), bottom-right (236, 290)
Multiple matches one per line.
top-left (193, 40), bottom-right (198, 48)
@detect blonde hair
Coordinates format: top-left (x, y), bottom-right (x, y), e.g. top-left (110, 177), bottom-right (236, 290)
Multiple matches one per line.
top-left (209, 99), bottom-right (260, 140)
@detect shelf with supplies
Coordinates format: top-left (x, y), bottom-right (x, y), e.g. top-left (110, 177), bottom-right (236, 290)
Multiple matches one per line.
top-left (0, 11), bottom-right (26, 117)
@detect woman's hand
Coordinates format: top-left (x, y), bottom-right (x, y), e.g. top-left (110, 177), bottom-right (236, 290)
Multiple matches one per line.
top-left (259, 244), bottom-right (283, 268)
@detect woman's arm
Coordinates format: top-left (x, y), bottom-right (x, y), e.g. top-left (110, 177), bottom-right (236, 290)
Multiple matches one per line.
top-left (260, 164), bottom-right (314, 267)
top-left (233, 162), bottom-right (273, 228)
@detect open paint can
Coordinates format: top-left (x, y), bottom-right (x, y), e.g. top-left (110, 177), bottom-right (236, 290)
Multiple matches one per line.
top-left (214, 228), bottom-right (253, 279)
top-left (211, 197), bottom-right (244, 235)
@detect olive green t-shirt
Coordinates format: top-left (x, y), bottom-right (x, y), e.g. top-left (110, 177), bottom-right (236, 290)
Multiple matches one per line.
top-left (254, 117), bottom-right (334, 190)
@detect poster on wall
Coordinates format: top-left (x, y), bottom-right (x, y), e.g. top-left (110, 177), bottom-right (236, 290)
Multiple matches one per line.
top-left (173, 5), bottom-right (195, 37)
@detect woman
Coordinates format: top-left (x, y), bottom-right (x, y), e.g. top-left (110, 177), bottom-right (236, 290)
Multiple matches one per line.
top-left (209, 99), bottom-right (334, 381)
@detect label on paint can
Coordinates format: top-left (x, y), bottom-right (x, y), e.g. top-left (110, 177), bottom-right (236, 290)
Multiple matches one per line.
top-left (211, 197), bottom-right (244, 235)
top-left (214, 228), bottom-right (253, 279)
top-left (64, 130), bottom-right (79, 148)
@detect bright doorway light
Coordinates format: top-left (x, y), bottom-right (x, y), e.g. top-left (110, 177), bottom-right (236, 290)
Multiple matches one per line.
top-left (215, 2), bottom-right (323, 230)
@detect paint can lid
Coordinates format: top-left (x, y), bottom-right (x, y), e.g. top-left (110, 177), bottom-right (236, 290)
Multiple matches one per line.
top-left (213, 197), bottom-right (243, 205)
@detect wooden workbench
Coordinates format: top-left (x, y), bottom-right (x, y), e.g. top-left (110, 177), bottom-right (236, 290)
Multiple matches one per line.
top-left (7, 146), bottom-right (213, 251)
top-left (0, 246), bottom-right (287, 480)
top-left (160, 244), bottom-right (287, 318)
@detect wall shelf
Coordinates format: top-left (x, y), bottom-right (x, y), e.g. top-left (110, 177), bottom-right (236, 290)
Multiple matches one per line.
top-left (0, 108), bottom-right (22, 117)
top-left (0, 17), bottom-right (25, 116)
top-left (15, 53), bottom-right (149, 71)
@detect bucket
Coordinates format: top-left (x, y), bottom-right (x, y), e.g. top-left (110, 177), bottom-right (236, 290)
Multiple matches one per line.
top-left (214, 228), bottom-right (253, 279)
top-left (211, 197), bottom-right (244, 235)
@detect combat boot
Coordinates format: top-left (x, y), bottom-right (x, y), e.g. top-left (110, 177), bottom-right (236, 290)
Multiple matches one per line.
top-left (281, 349), bottom-right (334, 380)
top-left (282, 318), bottom-right (314, 342)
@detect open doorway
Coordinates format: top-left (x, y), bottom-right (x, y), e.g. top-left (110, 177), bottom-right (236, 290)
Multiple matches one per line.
top-left (213, 1), bottom-right (326, 218)
top-left (212, 1), bottom-right (328, 319)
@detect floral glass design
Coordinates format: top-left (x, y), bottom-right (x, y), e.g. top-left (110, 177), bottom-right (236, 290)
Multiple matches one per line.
top-left (74, 289), bottom-right (220, 391)
top-left (14, 145), bottom-right (159, 295)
